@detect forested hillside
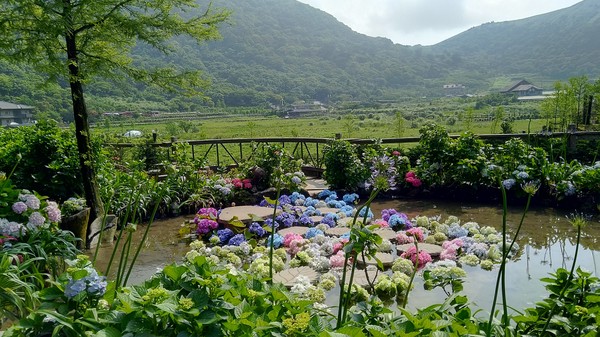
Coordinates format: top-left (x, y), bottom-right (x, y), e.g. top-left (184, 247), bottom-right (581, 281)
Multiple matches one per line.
top-left (0, 0), bottom-right (598, 119)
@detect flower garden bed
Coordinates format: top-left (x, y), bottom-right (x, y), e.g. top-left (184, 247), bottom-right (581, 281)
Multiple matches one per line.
top-left (183, 189), bottom-right (519, 306)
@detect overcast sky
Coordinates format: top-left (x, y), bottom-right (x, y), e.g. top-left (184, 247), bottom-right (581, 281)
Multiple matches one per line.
top-left (296, 0), bottom-right (582, 46)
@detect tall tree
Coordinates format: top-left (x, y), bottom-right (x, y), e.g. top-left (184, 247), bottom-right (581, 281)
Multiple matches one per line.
top-left (0, 1), bottom-right (229, 236)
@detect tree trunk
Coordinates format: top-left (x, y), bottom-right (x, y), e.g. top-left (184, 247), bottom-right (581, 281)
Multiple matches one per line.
top-left (64, 6), bottom-right (105, 247)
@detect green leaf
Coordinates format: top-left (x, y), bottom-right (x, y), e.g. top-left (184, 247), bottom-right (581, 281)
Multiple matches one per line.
top-left (264, 197), bottom-right (277, 205)
top-left (336, 326), bottom-right (366, 337)
top-left (96, 327), bottom-right (122, 337)
top-left (163, 265), bottom-right (187, 282)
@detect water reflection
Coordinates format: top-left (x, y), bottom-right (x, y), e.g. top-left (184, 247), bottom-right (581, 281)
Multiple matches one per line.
top-left (89, 199), bottom-right (600, 312)
top-left (369, 199), bottom-right (600, 311)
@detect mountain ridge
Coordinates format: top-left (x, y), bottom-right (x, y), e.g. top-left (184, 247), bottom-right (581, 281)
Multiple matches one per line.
top-left (1, 0), bottom-right (598, 116)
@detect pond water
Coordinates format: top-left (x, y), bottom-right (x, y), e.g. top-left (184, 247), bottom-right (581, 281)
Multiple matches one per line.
top-left (89, 198), bottom-right (600, 314)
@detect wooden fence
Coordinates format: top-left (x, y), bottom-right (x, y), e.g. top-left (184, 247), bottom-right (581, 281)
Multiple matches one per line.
top-left (109, 131), bottom-right (600, 174)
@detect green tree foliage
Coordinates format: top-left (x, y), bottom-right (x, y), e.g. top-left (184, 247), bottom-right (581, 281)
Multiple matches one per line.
top-left (394, 111), bottom-right (406, 137)
top-left (0, 0), bottom-right (229, 226)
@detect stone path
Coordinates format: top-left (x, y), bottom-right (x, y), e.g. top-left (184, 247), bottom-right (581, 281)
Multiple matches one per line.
top-left (278, 226), bottom-right (309, 236)
top-left (325, 227), bottom-right (351, 237)
top-left (356, 252), bottom-right (395, 268)
top-left (374, 228), bottom-right (397, 241)
top-left (304, 178), bottom-right (328, 197)
top-left (341, 269), bottom-right (380, 288)
top-left (218, 206), bottom-right (279, 223)
top-left (273, 266), bottom-right (319, 287)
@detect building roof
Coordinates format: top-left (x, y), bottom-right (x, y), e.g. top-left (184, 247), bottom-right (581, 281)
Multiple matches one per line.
top-left (0, 101), bottom-right (34, 110)
top-left (512, 84), bottom-right (542, 91)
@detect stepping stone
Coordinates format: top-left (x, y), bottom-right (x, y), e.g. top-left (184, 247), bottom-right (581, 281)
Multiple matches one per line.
top-left (218, 206), bottom-right (279, 223)
top-left (356, 252), bottom-right (395, 268)
top-left (316, 207), bottom-right (341, 215)
top-left (278, 226), bottom-right (309, 237)
top-left (396, 243), bottom-right (443, 257)
top-left (374, 228), bottom-right (397, 241)
top-left (341, 269), bottom-right (380, 288)
top-left (326, 227), bottom-right (350, 237)
top-left (273, 266), bottom-right (319, 287)
top-left (309, 216), bottom-right (323, 224)
top-left (337, 216), bottom-right (370, 226)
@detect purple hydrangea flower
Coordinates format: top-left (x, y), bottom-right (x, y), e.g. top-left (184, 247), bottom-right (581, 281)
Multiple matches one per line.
top-left (298, 214), bottom-right (314, 227)
top-left (278, 195), bottom-right (292, 206)
top-left (321, 214), bottom-right (336, 228)
top-left (27, 212), bottom-right (46, 228)
top-left (22, 194), bottom-right (40, 210)
top-left (45, 201), bottom-right (62, 223)
top-left (12, 201), bottom-right (28, 214)
top-left (275, 212), bottom-right (295, 228)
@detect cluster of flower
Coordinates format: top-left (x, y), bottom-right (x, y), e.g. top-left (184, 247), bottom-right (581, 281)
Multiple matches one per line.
top-left (63, 256), bottom-right (107, 299)
top-left (194, 207), bottom-right (219, 236)
top-left (230, 177), bottom-right (252, 190)
top-left (404, 171), bottom-right (422, 187)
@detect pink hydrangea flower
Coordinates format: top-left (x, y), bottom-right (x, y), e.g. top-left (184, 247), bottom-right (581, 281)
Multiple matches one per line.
top-left (45, 201), bottom-right (62, 223)
top-left (372, 219), bottom-right (389, 228)
top-left (401, 246), bottom-right (432, 268)
top-left (283, 233), bottom-right (304, 247)
top-left (287, 239), bottom-right (304, 256)
top-left (405, 171), bottom-right (422, 187)
top-left (440, 246), bottom-right (458, 260)
top-left (406, 227), bottom-right (425, 242)
top-left (329, 251), bottom-right (346, 268)
top-left (396, 232), bottom-right (415, 244)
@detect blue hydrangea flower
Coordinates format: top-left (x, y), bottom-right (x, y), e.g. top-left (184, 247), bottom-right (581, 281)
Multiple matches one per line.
top-left (516, 171), bottom-right (529, 179)
top-left (228, 234), bottom-right (246, 246)
top-left (358, 207), bottom-right (374, 218)
top-left (447, 224), bottom-right (469, 238)
top-left (65, 279), bottom-right (86, 299)
top-left (290, 192), bottom-right (305, 204)
top-left (305, 228), bottom-right (324, 239)
top-left (564, 181), bottom-right (576, 196)
top-left (342, 193), bottom-right (359, 204)
top-left (217, 228), bottom-right (235, 244)
top-left (317, 190), bottom-right (335, 199)
top-left (249, 222), bottom-right (267, 237)
top-left (304, 197), bottom-right (318, 207)
top-left (86, 274), bottom-right (107, 295)
top-left (502, 178), bottom-right (516, 190)
top-left (266, 233), bottom-right (283, 248)
top-left (340, 205), bottom-right (354, 217)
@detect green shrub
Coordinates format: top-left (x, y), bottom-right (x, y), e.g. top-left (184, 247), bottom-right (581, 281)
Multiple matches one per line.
top-left (0, 119), bottom-right (98, 201)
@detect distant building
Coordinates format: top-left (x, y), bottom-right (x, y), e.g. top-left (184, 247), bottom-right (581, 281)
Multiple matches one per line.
top-left (443, 84), bottom-right (466, 96)
top-left (287, 101), bottom-right (327, 117)
top-left (500, 80), bottom-right (543, 97)
top-left (0, 101), bottom-right (34, 126)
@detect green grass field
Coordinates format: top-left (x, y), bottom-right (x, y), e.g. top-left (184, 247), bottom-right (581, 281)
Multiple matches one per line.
top-left (94, 114), bottom-right (547, 142)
